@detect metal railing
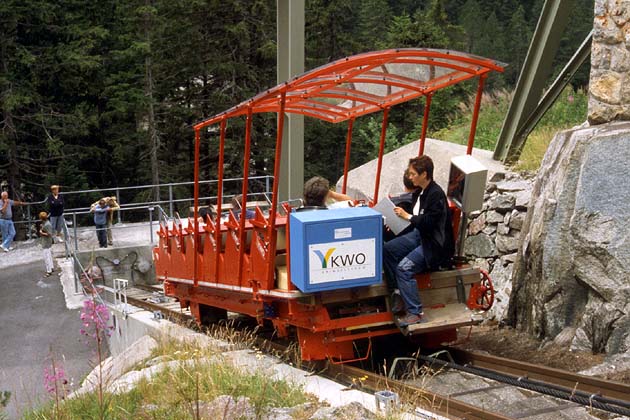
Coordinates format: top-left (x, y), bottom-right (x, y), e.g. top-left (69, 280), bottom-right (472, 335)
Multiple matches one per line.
top-left (61, 204), bottom-right (172, 300)
top-left (9, 175), bottom-right (273, 240)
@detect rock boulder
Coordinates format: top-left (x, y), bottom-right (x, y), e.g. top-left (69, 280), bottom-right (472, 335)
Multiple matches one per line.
top-left (508, 122), bottom-right (630, 354)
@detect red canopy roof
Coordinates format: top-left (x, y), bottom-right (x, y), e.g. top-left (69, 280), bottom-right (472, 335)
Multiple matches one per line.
top-left (194, 48), bottom-right (505, 129)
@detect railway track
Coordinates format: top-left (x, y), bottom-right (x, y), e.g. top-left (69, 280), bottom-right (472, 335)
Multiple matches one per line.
top-left (115, 285), bottom-right (630, 420)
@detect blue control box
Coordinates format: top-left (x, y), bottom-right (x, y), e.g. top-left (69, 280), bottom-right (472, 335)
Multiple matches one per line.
top-left (289, 207), bottom-right (382, 293)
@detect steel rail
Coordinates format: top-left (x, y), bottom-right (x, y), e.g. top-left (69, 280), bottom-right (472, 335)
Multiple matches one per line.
top-left (324, 363), bottom-right (513, 420)
top-left (447, 348), bottom-right (630, 404)
top-left (121, 286), bottom-right (194, 324)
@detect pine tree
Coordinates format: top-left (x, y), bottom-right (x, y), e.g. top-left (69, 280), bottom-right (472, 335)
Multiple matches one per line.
top-left (506, 5), bottom-right (532, 85)
top-left (459, 0), bottom-right (484, 52)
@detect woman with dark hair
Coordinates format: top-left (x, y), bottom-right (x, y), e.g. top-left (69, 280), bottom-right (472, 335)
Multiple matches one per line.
top-left (383, 155), bottom-right (455, 326)
top-left (47, 185), bottom-right (65, 243)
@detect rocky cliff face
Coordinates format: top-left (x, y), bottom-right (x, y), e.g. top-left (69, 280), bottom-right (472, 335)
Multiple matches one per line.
top-left (508, 122), bottom-right (630, 354)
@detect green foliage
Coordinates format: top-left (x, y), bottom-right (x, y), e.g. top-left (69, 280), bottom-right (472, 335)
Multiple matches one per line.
top-left (0, 390), bottom-right (11, 420)
top-left (0, 0), bottom-right (594, 199)
top-left (433, 86), bottom-right (588, 169)
top-left (24, 340), bottom-right (311, 420)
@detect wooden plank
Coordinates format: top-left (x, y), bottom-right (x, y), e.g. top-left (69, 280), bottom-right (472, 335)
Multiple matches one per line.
top-left (421, 285), bottom-right (471, 307)
top-left (423, 269), bottom-right (480, 289)
top-left (403, 303), bottom-right (480, 335)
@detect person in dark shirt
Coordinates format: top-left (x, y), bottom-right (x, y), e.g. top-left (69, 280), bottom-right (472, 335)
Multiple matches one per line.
top-left (383, 156), bottom-right (455, 327)
top-left (47, 185), bottom-right (65, 243)
top-left (231, 195), bottom-right (255, 220)
top-left (91, 199), bottom-right (110, 248)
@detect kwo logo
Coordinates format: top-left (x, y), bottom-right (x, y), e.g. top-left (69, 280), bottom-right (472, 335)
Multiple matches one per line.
top-left (308, 238), bottom-right (376, 285)
top-left (313, 247), bottom-right (367, 268)
top-left (313, 248), bottom-right (335, 268)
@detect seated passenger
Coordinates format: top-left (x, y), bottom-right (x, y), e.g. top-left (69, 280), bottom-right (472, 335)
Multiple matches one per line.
top-left (303, 176), bottom-right (353, 208)
top-left (384, 170), bottom-right (419, 242)
top-left (231, 194), bottom-right (256, 220)
top-left (383, 156), bottom-right (455, 327)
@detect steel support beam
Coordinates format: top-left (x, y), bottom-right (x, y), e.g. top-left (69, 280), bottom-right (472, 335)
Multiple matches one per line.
top-left (508, 31), bottom-right (592, 159)
top-left (277, 0), bottom-right (304, 201)
top-left (493, 0), bottom-right (573, 162)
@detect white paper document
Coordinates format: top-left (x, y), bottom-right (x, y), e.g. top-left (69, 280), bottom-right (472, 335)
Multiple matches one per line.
top-left (373, 197), bottom-right (411, 235)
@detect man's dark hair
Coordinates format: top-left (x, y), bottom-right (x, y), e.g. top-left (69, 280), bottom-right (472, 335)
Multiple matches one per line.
top-left (303, 176), bottom-right (330, 207)
top-left (409, 155), bottom-right (434, 180)
top-left (403, 170), bottom-right (415, 191)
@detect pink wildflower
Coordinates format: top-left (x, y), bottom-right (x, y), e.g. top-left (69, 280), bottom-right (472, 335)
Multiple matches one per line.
top-left (79, 299), bottom-right (113, 343)
top-left (43, 365), bottom-right (68, 396)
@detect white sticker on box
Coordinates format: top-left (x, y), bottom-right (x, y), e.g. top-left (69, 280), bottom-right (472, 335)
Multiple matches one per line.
top-left (334, 227), bottom-right (352, 239)
top-left (308, 238), bottom-right (375, 284)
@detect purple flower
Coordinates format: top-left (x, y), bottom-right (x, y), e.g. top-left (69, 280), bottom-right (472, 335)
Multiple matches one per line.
top-left (43, 365), bottom-right (68, 396)
top-left (79, 299), bottom-right (113, 343)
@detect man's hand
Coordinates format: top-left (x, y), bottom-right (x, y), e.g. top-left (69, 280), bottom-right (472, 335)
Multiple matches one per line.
top-left (393, 206), bottom-right (410, 220)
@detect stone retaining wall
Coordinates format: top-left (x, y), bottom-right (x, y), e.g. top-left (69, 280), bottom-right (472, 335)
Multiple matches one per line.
top-left (463, 172), bottom-right (533, 321)
top-left (588, 0), bottom-right (630, 123)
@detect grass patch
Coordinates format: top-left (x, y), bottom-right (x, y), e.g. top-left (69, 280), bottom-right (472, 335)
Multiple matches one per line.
top-left (432, 86), bottom-right (588, 171)
top-left (23, 337), bottom-right (314, 420)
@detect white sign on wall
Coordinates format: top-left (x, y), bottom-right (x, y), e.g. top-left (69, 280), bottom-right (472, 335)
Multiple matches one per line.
top-left (308, 238), bottom-right (375, 284)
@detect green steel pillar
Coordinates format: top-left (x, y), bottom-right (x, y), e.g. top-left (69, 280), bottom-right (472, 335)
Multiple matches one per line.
top-left (493, 0), bottom-right (573, 162)
top-left (277, 0), bottom-right (304, 201)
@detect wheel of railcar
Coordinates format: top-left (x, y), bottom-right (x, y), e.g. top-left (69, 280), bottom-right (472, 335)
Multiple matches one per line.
top-left (476, 269), bottom-right (495, 311)
top-left (199, 304), bottom-right (228, 325)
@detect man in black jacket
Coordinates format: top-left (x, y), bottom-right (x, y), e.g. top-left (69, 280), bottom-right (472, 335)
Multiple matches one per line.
top-left (383, 156), bottom-right (455, 326)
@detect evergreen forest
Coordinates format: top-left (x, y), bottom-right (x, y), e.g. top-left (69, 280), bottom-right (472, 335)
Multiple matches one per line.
top-left (0, 0), bottom-right (594, 207)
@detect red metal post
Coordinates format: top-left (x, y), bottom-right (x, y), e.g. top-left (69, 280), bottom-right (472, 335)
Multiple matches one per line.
top-left (215, 118), bottom-right (227, 282)
top-left (418, 94), bottom-right (433, 156)
top-left (238, 107), bottom-right (253, 284)
top-left (267, 92), bottom-right (286, 284)
top-left (467, 75), bottom-right (487, 155)
top-left (372, 108), bottom-right (390, 204)
top-left (193, 128), bottom-right (201, 286)
top-left (341, 117), bottom-right (355, 194)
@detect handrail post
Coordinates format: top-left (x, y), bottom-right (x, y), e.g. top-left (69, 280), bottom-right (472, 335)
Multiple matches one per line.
top-left (73, 258), bottom-right (79, 294)
top-left (215, 119), bottom-right (227, 282)
top-left (149, 206), bottom-right (154, 244)
top-left (168, 185), bottom-right (173, 217)
top-left (73, 212), bottom-right (78, 253)
top-left (63, 218), bottom-right (70, 258)
top-left (237, 107), bottom-right (253, 285)
top-left (193, 129), bottom-right (201, 286)
top-left (342, 117), bottom-right (355, 194)
top-left (467, 74), bottom-right (487, 155)
top-left (267, 91), bottom-right (287, 285)
top-left (373, 108), bottom-right (390, 204)
top-left (27, 204), bottom-right (32, 239)
top-left (418, 93), bottom-right (433, 156)
top-left (116, 188), bottom-right (122, 224)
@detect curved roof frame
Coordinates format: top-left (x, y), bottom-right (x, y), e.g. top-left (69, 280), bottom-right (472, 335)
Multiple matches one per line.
top-left (188, 49), bottom-right (505, 285)
top-left (194, 48), bottom-right (505, 128)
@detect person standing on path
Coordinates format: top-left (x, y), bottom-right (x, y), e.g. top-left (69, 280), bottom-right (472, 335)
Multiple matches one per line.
top-left (92, 199), bottom-right (110, 248)
top-left (0, 191), bottom-right (27, 252)
top-left (38, 212), bottom-right (55, 276)
top-left (47, 185), bottom-right (65, 243)
top-left (90, 196), bottom-right (119, 246)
